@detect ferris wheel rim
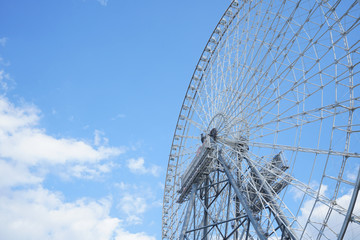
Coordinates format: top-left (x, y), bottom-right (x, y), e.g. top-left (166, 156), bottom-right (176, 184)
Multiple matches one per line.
top-left (162, 0), bottom-right (360, 239)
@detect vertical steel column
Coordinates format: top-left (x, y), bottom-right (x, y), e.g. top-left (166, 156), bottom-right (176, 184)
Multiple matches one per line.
top-left (234, 198), bottom-right (240, 240)
top-left (180, 183), bottom-right (197, 240)
top-left (235, 167), bottom-right (242, 240)
top-left (203, 177), bottom-right (209, 240)
top-left (235, 142), bottom-right (244, 240)
top-left (224, 186), bottom-right (231, 238)
top-left (245, 219), bottom-right (250, 240)
top-left (217, 152), bottom-right (267, 240)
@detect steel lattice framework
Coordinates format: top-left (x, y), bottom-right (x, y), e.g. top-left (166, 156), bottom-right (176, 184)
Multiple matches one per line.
top-left (162, 0), bottom-right (360, 239)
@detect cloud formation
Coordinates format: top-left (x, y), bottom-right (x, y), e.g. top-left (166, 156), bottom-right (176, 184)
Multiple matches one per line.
top-left (0, 96), bottom-right (155, 239)
top-left (94, 129), bottom-right (109, 146)
top-left (297, 185), bottom-right (360, 239)
top-left (0, 96), bottom-right (123, 182)
top-left (0, 187), bottom-right (155, 240)
top-left (0, 70), bottom-right (13, 91)
top-left (0, 37), bottom-right (7, 47)
top-left (118, 193), bottom-right (147, 224)
top-left (127, 157), bottom-right (160, 176)
top-left (96, 0), bottom-right (108, 6)
top-left (0, 187), bottom-right (119, 240)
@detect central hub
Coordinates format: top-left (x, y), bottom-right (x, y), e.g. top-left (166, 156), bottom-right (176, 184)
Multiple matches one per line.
top-left (207, 113), bottom-right (229, 138)
top-left (201, 128), bottom-right (217, 143)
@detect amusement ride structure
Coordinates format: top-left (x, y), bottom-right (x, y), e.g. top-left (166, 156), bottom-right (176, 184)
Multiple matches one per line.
top-left (163, 0), bottom-right (360, 239)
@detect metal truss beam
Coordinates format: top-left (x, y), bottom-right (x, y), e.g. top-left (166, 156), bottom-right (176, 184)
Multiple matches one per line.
top-left (185, 215), bottom-right (246, 234)
top-left (217, 151), bottom-right (267, 240)
top-left (180, 183), bottom-right (197, 240)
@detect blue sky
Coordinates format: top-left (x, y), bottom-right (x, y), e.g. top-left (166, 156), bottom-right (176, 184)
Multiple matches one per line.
top-left (0, 0), bottom-right (230, 239)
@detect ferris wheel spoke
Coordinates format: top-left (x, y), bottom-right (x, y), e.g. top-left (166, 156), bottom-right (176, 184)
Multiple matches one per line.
top-left (228, 53), bottom-right (317, 130)
top-left (248, 141), bottom-right (360, 158)
top-left (218, 138), bottom-right (360, 224)
top-left (190, 98), bottom-right (210, 129)
top-left (194, 86), bottom-right (212, 124)
top-left (243, 93), bottom-right (356, 140)
top-left (222, 22), bottom-right (294, 118)
top-left (215, 7), bottom-right (265, 116)
top-left (224, 10), bottom-right (320, 120)
top-left (181, 115), bottom-right (207, 133)
top-left (246, 97), bottom-right (360, 134)
top-left (239, 0), bottom-right (354, 129)
top-left (226, 17), bottom-right (347, 127)
top-left (196, 76), bottom-right (214, 123)
top-left (176, 145), bottom-right (198, 158)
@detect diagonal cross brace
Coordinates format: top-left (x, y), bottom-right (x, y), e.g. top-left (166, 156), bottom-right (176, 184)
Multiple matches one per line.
top-left (217, 152), bottom-right (267, 240)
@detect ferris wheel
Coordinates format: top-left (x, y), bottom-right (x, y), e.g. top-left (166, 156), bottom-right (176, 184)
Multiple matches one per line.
top-left (162, 0), bottom-right (360, 239)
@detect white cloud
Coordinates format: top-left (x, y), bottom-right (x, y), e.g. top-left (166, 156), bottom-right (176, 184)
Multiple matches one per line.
top-left (0, 160), bottom-right (42, 188)
top-left (0, 95), bottom-right (156, 239)
top-left (0, 83), bottom-right (160, 239)
top-left (0, 188), bottom-right (117, 240)
top-left (0, 129), bottom-right (122, 165)
top-left (94, 129), bottom-right (109, 146)
top-left (58, 162), bottom-right (113, 180)
top-left (0, 96), bottom-right (124, 173)
top-left (297, 186), bottom-right (360, 239)
top-left (115, 229), bottom-right (156, 240)
top-left (127, 157), bottom-right (160, 176)
top-left (0, 58), bottom-right (10, 67)
top-left (127, 157), bottom-right (146, 174)
top-left (0, 70), bottom-right (13, 91)
top-left (0, 39), bottom-right (159, 237)
top-left (118, 193), bottom-right (147, 225)
top-left (346, 166), bottom-right (359, 182)
top-left (0, 37), bottom-right (7, 47)
top-left (0, 187), bottom-right (155, 240)
top-left (114, 182), bottom-right (162, 226)
top-left (115, 181), bottom-right (131, 190)
top-left (96, 0), bottom-right (108, 6)
top-left (111, 113), bottom-right (126, 120)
